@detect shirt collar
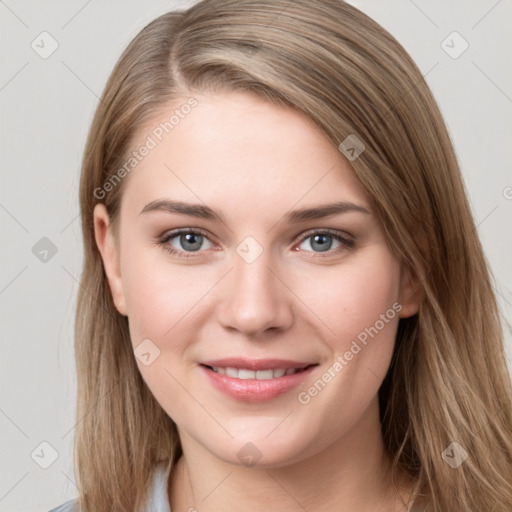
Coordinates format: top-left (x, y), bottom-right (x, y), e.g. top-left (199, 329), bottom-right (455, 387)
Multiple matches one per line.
top-left (144, 460), bottom-right (172, 511)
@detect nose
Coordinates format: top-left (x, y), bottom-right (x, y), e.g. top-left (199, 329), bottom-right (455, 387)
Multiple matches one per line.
top-left (216, 249), bottom-right (294, 338)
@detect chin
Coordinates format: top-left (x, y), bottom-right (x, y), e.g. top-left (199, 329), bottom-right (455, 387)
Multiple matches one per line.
top-left (209, 434), bottom-right (314, 469)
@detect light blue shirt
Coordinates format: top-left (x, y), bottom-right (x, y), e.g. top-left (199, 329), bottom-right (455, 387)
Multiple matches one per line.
top-left (47, 461), bottom-right (172, 512)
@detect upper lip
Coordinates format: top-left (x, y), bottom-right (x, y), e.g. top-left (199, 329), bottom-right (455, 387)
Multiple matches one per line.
top-left (200, 358), bottom-right (317, 371)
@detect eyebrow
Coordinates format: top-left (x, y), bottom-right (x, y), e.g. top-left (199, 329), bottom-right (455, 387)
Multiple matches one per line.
top-left (139, 199), bottom-right (370, 223)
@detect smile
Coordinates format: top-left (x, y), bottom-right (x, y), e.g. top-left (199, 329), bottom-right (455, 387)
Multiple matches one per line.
top-left (200, 363), bottom-right (318, 402)
top-left (207, 366), bottom-right (308, 379)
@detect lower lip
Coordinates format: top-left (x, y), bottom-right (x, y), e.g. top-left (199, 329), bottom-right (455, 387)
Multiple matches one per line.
top-left (200, 364), bottom-right (317, 402)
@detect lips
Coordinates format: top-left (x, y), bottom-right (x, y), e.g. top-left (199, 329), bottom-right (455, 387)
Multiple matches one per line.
top-left (199, 358), bottom-right (319, 402)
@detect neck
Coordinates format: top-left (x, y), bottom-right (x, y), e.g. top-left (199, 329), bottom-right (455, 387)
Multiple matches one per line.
top-left (169, 397), bottom-right (414, 512)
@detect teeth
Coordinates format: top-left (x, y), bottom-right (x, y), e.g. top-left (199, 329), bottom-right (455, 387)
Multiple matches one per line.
top-left (211, 366), bottom-right (300, 379)
top-left (225, 367), bottom-right (239, 378)
top-left (238, 369), bottom-right (255, 379)
top-left (256, 369), bottom-right (273, 379)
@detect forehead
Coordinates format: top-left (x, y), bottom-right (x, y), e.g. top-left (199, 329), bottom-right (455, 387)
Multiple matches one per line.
top-left (119, 91), bottom-right (370, 220)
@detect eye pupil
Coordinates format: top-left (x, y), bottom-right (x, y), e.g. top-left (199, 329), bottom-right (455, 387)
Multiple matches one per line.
top-left (311, 234), bottom-right (332, 252)
top-left (181, 233), bottom-right (203, 251)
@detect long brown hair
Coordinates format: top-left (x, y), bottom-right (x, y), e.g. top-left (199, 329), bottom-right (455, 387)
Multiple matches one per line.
top-left (74, 1), bottom-right (512, 510)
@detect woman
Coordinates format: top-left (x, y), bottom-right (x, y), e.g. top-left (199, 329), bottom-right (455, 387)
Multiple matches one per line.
top-left (49, 0), bottom-right (512, 511)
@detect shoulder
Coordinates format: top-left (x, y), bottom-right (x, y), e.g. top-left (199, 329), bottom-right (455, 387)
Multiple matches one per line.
top-left (46, 461), bottom-right (171, 512)
top-left (47, 497), bottom-right (80, 512)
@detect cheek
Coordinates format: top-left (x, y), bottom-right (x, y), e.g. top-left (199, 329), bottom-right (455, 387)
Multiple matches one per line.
top-left (291, 251), bottom-right (401, 434)
top-left (120, 245), bottom-right (214, 346)
top-left (292, 248), bottom-right (402, 406)
top-left (119, 249), bottom-right (208, 413)
top-left (298, 249), bottom-right (401, 346)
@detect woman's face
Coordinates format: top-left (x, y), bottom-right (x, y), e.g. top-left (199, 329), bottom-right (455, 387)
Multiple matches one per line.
top-left (94, 91), bottom-right (419, 467)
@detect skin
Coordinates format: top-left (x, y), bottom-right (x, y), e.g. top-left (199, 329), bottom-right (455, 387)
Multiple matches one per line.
top-left (94, 91), bottom-right (421, 512)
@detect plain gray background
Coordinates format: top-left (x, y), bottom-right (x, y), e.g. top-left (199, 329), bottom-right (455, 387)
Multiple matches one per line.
top-left (1, 1), bottom-right (511, 510)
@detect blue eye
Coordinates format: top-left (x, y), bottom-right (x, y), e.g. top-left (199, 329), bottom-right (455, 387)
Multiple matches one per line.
top-left (158, 228), bottom-right (354, 259)
top-left (160, 229), bottom-right (213, 256)
top-left (300, 233), bottom-right (341, 252)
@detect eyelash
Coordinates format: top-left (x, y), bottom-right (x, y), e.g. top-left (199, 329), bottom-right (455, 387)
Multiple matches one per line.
top-left (157, 227), bottom-right (355, 260)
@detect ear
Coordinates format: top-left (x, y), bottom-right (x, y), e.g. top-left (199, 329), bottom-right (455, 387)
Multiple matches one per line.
top-left (398, 264), bottom-right (422, 318)
top-left (93, 203), bottom-right (127, 316)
